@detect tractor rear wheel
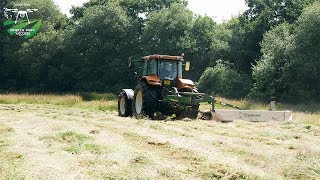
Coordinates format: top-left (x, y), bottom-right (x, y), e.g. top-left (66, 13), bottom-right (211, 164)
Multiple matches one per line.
top-left (133, 83), bottom-right (159, 119)
top-left (118, 91), bottom-right (132, 117)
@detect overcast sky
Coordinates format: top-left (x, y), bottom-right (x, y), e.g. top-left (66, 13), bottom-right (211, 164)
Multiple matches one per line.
top-left (53, 0), bottom-right (247, 23)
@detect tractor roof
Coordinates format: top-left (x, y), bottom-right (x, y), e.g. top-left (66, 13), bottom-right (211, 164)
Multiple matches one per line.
top-left (143, 54), bottom-right (184, 61)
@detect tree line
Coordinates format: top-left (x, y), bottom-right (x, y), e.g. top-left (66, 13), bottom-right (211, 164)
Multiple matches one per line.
top-left (0, 0), bottom-right (319, 103)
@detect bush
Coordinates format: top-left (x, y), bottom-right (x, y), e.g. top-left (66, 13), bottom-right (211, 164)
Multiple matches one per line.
top-left (198, 61), bottom-right (251, 99)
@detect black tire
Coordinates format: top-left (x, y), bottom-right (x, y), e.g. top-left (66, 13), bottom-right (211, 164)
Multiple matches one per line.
top-left (118, 91), bottom-right (133, 117)
top-left (133, 83), bottom-right (159, 119)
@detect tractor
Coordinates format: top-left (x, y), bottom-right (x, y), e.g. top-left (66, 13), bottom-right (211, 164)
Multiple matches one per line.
top-left (118, 54), bottom-right (214, 119)
top-left (118, 54), bottom-right (293, 122)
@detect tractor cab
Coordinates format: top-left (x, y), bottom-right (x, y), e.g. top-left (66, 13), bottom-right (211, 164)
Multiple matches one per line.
top-left (141, 54), bottom-right (195, 91)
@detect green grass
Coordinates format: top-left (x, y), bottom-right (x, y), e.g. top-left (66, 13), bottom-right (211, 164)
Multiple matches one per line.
top-left (84, 144), bottom-right (103, 154)
top-left (59, 131), bottom-right (92, 154)
top-left (63, 145), bottom-right (82, 154)
top-left (60, 131), bottom-right (90, 143)
top-left (0, 93), bottom-right (118, 111)
top-left (40, 132), bottom-right (108, 155)
top-left (230, 148), bottom-right (247, 156)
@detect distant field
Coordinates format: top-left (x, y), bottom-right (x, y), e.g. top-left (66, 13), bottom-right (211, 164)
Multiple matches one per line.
top-left (0, 94), bottom-right (319, 179)
top-left (0, 93), bottom-right (118, 111)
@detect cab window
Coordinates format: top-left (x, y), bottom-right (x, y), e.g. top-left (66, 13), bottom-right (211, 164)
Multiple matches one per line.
top-left (147, 60), bottom-right (157, 75)
top-left (159, 61), bottom-right (178, 80)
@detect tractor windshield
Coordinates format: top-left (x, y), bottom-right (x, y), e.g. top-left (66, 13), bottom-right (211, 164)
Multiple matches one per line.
top-left (159, 61), bottom-right (178, 80)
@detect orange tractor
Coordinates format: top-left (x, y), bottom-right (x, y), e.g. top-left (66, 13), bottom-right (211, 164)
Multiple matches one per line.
top-left (118, 54), bottom-right (293, 122)
top-left (118, 54), bottom-right (214, 119)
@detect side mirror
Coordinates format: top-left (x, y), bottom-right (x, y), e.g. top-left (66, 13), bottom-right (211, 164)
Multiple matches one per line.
top-left (185, 61), bottom-right (190, 71)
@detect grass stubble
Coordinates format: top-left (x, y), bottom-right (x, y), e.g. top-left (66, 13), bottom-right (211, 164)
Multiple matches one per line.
top-left (0, 93), bottom-right (319, 179)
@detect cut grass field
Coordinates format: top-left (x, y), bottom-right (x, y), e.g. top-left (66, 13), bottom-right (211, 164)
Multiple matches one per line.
top-left (0, 94), bottom-right (319, 179)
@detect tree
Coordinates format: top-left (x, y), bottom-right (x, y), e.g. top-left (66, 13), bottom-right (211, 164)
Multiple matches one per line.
top-left (227, 0), bottom-right (317, 73)
top-left (14, 0), bottom-right (67, 31)
top-left (0, 0), bottom-right (9, 58)
top-left (245, 0), bottom-right (317, 24)
top-left (198, 61), bottom-right (251, 99)
top-left (64, 3), bottom-right (135, 92)
top-left (70, 0), bottom-right (188, 62)
top-left (251, 1), bottom-right (320, 102)
top-left (250, 23), bottom-right (292, 101)
top-left (188, 16), bottom-right (231, 80)
top-left (141, 3), bottom-right (193, 55)
top-left (71, 0), bottom-right (187, 20)
top-left (282, 1), bottom-right (320, 102)
top-left (118, 0), bottom-right (187, 18)
top-left (0, 0), bottom-right (10, 90)
top-left (0, 0), bottom-right (68, 91)
top-left (16, 31), bottom-right (65, 91)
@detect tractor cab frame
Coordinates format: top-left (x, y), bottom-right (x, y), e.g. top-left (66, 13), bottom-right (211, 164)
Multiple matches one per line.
top-left (140, 55), bottom-right (195, 92)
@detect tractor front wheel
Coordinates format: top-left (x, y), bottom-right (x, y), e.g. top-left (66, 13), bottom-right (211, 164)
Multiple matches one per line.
top-left (133, 83), bottom-right (159, 119)
top-left (118, 91), bottom-right (133, 117)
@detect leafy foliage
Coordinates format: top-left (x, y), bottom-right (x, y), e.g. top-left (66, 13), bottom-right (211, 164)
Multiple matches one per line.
top-left (0, 0), bottom-right (10, 89)
top-left (251, 1), bottom-right (320, 102)
top-left (141, 3), bottom-right (193, 55)
top-left (282, 1), bottom-right (320, 102)
top-left (58, 3), bottom-right (135, 92)
top-left (187, 16), bottom-right (231, 80)
top-left (1, 0), bottom-right (320, 102)
top-left (250, 23), bottom-right (292, 101)
top-left (17, 30), bottom-right (65, 91)
top-left (198, 61), bottom-right (251, 99)
top-left (228, 0), bottom-right (317, 72)
top-left (245, 0), bottom-right (317, 24)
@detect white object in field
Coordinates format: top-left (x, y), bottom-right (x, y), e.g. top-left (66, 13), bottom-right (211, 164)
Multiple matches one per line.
top-left (212, 110), bottom-right (293, 122)
top-left (270, 101), bottom-right (276, 111)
